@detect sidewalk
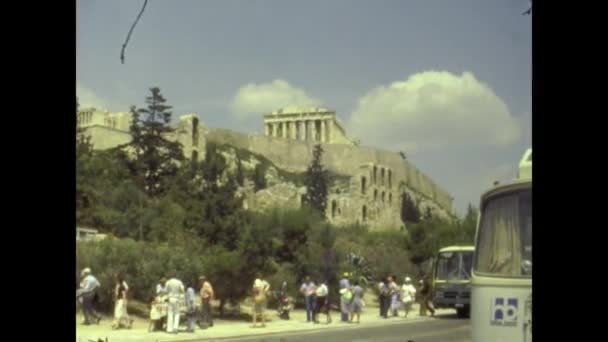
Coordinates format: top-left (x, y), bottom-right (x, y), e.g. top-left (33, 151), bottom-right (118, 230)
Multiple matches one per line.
top-left (76, 305), bottom-right (451, 342)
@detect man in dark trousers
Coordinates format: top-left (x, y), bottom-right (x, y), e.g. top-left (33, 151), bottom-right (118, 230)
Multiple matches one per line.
top-left (300, 276), bottom-right (317, 323)
top-left (378, 278), bottom-right (390, 318)
top-left (199, 275), bottom-right (214, 328)
top-left (419, 276), bottom-right (435, 316)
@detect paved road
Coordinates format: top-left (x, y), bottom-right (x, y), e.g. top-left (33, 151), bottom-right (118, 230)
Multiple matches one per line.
top-left (191, 315), bottom-right (471, 342)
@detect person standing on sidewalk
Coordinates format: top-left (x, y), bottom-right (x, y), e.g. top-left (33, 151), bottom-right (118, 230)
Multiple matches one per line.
top-left (339, 283), bottom-right (353, 323)
top-left (252, 278), bottom-right (271, 328)
top-left (350, 280), bottom-right (364, 324)
top-left (300, 276), bottom-right (317, 323)
top-left (79, 267), bottom-right (102, 325)
top-left (314, 281), bottom-right (331, 324)
top-left (378, 279), bottom-right (390, 318)
top-left (165, 275), bottom-right (185, 334)
top-left (339, 273), bottom-right (351, 322)
top-left (185, 283), bottom-right (197, 333)
top-left (389, 275), bottom-right (401, 317)
top-left (199, 275), bottom-right (214, 328)
top-left (401, 276), bottom-right (416, 318)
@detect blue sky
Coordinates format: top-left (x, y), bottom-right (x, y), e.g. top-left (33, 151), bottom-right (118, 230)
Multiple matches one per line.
top-left (77, 0), bottom-right (532, 216)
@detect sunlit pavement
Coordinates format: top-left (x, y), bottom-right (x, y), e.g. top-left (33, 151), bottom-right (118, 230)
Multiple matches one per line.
top-left (77, 305), bottom-right (468, 342)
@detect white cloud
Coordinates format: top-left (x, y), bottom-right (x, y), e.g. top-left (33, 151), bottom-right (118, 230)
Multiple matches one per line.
top-left (229, 79), bottom-right (323, 118)
top-left (76, 83), bottom-right (107, 110)
top-left (347, 71), bottom-right (522, 152)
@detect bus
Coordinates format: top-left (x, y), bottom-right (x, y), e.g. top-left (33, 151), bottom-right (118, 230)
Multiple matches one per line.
top-left (433, 246), bottom-right (475, 318)
top-left (471, 148), bottom-right (532, 342)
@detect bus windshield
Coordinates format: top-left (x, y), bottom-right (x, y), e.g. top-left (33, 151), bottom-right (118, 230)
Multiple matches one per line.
top-left (474, 188), bottom-right (532, 278)
top-left (436, 251), bottom-right (473, 281)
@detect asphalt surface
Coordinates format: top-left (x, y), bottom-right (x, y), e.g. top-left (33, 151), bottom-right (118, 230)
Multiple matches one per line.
top-left (191, 314), bottom-right (471, 342)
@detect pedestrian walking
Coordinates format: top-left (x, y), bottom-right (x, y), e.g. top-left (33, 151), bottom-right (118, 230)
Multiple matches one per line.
top-left (112, 272), bottom-right (133, 329)
top-left (300, 276), bottom-right (317, 323)
top-left (78, 267), bottom-right (101, 325)
top-left (419, 277), bottom-right (435, 317)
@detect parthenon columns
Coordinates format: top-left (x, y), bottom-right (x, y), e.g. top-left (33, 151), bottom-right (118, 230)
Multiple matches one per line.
top-left (264, 116), bottom-right (336, 143)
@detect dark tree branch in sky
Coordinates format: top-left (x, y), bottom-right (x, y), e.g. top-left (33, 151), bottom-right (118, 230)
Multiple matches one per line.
top-left (121, 0), bottom-right (149, 64)
top-left (523, 0), bottom-right (532, 15)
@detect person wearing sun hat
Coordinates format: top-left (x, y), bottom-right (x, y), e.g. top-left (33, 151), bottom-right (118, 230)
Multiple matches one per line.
top-left (401, 276), bottom-right (417, 318)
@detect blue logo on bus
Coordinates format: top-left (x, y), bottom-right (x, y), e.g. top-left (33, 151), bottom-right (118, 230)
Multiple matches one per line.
top-left (490, 297), bottom-right (518, 327)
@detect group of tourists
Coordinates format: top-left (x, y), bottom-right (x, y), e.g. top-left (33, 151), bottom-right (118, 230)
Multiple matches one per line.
top-left (76, 267), bottom-right (215, 335)
top-left (149, 274), bottom-right (215, 334)
top-left (77, 267), bottom-right (437, 334)
top-left (299, 272), bottom-right (434, 325)
top-left (377, 275), bottom-right (418, 319)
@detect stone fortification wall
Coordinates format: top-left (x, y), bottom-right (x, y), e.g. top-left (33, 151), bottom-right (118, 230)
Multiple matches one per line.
top-left (84, 126), bottom-right (132, 150)
top-left (205, 128), bottom-right (453, 213)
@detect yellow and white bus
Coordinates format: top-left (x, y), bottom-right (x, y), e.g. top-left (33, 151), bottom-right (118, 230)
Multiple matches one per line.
top-left (433, 246), bottom-right (475, 318)
top-left (471, 148), bottom-right (532, 342)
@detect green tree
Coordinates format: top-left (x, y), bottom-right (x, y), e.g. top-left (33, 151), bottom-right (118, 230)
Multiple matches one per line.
top-left (253, 163), bottom-right (267, 191)
top-left (76, 149), bottom-right (141, 231)
top-left (303, 144), bottom-right (330, 217)
top-left (401, 192), bottom-right (421, 224)
top-left (235, 156), bottom-right (245, 186)
top-left (423, 206), bottom-right (433, 220)
top-left (456, 203), bottom-right (478, 244)
top-left (123, 87), bottom-right (184, 197)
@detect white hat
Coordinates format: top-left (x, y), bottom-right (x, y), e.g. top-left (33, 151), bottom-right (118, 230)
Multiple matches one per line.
top-left (81, 267), bottom-right (91, 276)
top-left (404, 276), bottom-right (412, 283)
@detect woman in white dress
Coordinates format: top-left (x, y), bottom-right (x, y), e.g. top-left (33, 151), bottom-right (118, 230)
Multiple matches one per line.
top-left (112, 273), bottom-right (133, 329)
top-left (400, 276), bottom-right (417, 318)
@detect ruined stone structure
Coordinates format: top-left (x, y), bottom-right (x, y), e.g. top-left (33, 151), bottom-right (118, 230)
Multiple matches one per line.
top-left (206, 127), bottom-right (454, 230)
top-left (263, 106), bottom-right (356, 145)
top-left (77, 108), bottom-right (206, 161)
top-left (79, 106), bottom-right (454, 230)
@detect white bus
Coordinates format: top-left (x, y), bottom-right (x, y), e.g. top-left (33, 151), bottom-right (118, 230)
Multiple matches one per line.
top-left (433, 246), bottom-right (475, 318)
top-left (471, 148), bottom-right (532, 342)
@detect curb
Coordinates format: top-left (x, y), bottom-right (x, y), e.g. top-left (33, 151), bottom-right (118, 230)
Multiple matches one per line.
top-left (170, 316), bottom-right (434, 342)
